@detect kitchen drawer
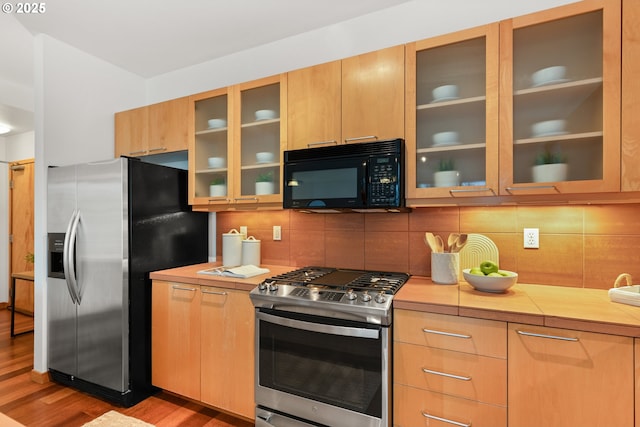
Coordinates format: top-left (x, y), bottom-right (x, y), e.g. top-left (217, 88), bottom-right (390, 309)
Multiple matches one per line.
top-left (394, 341), bottom-right (506, 406)
top-left (394, 310), bottom-right (507, 358)
top-left (394, 383), bottom-right (506, 427)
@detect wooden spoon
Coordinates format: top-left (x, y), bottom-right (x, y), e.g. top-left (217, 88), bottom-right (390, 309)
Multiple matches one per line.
top-left (448, 233), bottom-right (460, 252)
top-left (424, 232), bottom-right (440, 253)
top-left (435, 235), bottom-right (445, 253)
top-left (452, 233), bottom-right (468, 252)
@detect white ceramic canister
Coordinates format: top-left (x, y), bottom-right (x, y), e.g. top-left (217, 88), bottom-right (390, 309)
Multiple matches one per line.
top-left (222, 229), bottom-right (243, 267)
top-left (242, 236), bottom-right (261, 266)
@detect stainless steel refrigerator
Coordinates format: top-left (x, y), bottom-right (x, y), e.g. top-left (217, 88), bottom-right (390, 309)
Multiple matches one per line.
top-left (47, 157), bottom-right (208, 406)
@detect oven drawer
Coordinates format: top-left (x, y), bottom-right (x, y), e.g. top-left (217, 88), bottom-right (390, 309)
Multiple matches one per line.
top-left (394, 310), bottom-right (506, 358)
top-left (394, 341), bottom-right (506, 406)
top-left (394, 383), bottom-right (507, 427)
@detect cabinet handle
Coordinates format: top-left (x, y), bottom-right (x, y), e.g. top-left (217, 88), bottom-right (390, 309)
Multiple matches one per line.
top-left (449, 187), bottom-right (496, 196)
top-left (128, 150), bottom-right (147, 155)
top-left (148, 146), bottom-right (167, 153)
top-left (201, 289), bottom-right (227, 296)
top-left (422, 328), bottom-right (472, 339)
top-left (516, 329), bottom-right (579, 342)
top-left (307, 140), bottom-right (338, 148)
top-left (344, 135), bottom-right (377, 143)
top-left (234, 197), bottom-right (259, 202)
top-left (171, 285), bottom-right (197, 292)
top-left (422, 368), bottom-right (471, 381)
top-left (505, 185), bottom-right (559, 193)
top-left (421, 412), bottom-right (471, 427)
top-left (208, 198), bottom-right (230, 203)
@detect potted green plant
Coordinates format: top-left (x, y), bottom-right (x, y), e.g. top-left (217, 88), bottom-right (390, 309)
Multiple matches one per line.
top-left (433, 158), bottom-right (460, 187)
top-left (255, 171), bottom-right (275, 195)
top-left (532, 147), bottom-right (568, 183)
top-left (209, 176), bottom-right (226, 197)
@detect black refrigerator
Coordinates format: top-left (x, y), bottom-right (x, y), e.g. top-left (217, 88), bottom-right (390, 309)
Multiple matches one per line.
top-left (47, 157), bottom-right (208, 406)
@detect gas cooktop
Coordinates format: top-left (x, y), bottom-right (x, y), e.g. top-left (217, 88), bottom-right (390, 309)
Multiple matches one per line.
top-left (249, 267), bottom-right (410, 325)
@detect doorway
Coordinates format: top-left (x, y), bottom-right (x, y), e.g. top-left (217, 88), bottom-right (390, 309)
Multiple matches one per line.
top-left (9, 159), bottom-right (34, 316)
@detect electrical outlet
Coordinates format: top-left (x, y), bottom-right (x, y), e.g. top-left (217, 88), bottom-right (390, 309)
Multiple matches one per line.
top-left (524, 228), bottom-right (539, 249)
top-left (273, 225), bottom-right (281, 241)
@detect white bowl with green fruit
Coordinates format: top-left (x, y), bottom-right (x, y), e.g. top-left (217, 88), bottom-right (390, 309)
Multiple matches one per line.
top-left (463, 261), bottom-right (518, 293)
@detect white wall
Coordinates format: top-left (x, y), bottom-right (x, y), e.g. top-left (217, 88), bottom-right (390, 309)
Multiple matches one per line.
top-left (147, 0), bottom-right (576, 103)
top-left (32, 0), bottom-right (577, 373)
top-left (33, 34), bottom-right (146, 372)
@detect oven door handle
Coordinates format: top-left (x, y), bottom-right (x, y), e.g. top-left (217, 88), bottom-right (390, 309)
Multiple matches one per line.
top-left (257, 311), bottom-right (380, 339)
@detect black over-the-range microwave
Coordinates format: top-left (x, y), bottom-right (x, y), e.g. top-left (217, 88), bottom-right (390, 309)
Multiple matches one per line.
top-left (283, 138), bottom-right (406, 212)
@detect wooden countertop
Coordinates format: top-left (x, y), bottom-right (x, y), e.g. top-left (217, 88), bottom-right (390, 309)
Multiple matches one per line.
top-left (149, 263), bottom-right (293, 292)
top-left (150, 264), bottom-right (640, 337)
top-left (395, 278), bottom-right (640, 337)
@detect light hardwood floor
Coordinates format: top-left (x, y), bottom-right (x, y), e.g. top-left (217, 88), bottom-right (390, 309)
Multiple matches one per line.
top-left (0, 309), bottom-right (253, 427)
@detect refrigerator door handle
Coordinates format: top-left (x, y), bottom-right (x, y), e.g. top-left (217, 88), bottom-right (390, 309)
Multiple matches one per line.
top-left (63, 209), bottom-right (81, 304)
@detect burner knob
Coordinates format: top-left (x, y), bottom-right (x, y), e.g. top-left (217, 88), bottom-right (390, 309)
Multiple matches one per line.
top-left (268, 281), bottom-right (279, 292)
top-left (361, 291), bottom-right (372, 302)
top-left (345, 289), bottom-right (357, 301)
top-left (375, 291), bottom-right (387, 304)
top-left (258, 280), bottom-right (269, 291)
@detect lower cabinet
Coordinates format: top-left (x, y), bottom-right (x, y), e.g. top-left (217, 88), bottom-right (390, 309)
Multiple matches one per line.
top-left (394, 311), bottom-right (635, 427)
top-left (508, 323), bottom-right (634, 427)
top-left (394, 310), bottom-right (507, 427)
top-left (151, 280), bottom-right (255, 419)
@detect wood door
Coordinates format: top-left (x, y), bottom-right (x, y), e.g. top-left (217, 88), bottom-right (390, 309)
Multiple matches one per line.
top-left (508, 323), bottom-right (633, 427)
top-left (151, 280), bottom-right (201, 400)
top-left (114, 106), bottom-right (149, 157)
top-left (200, 287), bottom-right (255, 419)
top-left (9, 159), bottom-right (34, 313)
top-left (148, 97), bottom-right (189, 154)
top-left (622, 0), bottom-right (640, 191)
top-left (341, 45), bottom-right (405, 143)
top-left (287, 60), bottom-right (342, 150)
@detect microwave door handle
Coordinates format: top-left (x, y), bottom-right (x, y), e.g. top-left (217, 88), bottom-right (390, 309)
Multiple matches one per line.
top-left (62, 210), bottom-right (80, 304)
top-left (257, 311), bottom-right (379, 339)
top-left (362, 160), bottom-right (369, 205)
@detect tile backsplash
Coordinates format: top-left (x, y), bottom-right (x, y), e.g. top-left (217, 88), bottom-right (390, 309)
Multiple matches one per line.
top-left (217, 204), bottom-right (640, 290)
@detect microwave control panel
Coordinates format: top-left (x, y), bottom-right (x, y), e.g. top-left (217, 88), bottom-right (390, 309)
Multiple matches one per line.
top-left (369, 156), bottom-right (399, 206)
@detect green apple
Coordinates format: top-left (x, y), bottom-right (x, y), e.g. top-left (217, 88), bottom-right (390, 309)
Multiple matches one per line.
top-left (487, 272), bottom-right (503, 277)
top-left (498, 270), bottom-right (511, 276)
top-left (480, 260), bottom-right (499, 275)
top-left (469, 267), bottom-right (484, 276)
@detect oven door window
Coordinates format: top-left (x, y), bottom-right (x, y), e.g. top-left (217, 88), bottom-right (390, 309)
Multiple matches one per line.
top-left (258, 310), bottom-right (383, 418)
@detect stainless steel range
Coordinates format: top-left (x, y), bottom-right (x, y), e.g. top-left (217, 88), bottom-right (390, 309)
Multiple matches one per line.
top-left (250, 267), bottom-right (410, 427)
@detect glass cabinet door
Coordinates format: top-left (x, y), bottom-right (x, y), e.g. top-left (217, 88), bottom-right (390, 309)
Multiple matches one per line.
top-left (406, 24), bottom-right (499, 200)
top-left (500, 0), bottom-right (621, 195)
top-left (234, 75), bottom-right (287, 205)
top-left (190, 87), bottom-right (231, 206)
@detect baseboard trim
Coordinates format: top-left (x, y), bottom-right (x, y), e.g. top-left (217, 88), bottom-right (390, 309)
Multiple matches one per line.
top-left (30, 370), bottom-right (50, 384)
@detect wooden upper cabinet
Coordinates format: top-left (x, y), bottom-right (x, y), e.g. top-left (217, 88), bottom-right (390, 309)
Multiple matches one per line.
top-left (622, 0), bottom-right (640, 192)
top-left (287, 60), bottom-right (342, 150)
top-left (405, 24), bottom-right (499, 201)
top-left (114, 97), bottom-right (189, 158)
top-left (114, 106), bottom-right (149, 157)
top-left (342, 45), bottom-right (405, 144)
top-left (499, 0), bottom-right (621, 196)
top-left (147, 96), bottom-right (189, 154)
top-left (287, 46), bottom-right (404, 150)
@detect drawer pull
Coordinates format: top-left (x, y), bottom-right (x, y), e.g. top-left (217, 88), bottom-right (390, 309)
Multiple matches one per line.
top-left (421, 412), bottom-right (471, 427)
top-left (171, 285), bottom-right (197, 292)
top-left (516, 329), bottom-right (579, 342)
top-left (422, 328), bottom-right (472, 339)
top-left (201, 289), bottom-right (228, 296)
top-left (422, 368), bottom-right (471, 381)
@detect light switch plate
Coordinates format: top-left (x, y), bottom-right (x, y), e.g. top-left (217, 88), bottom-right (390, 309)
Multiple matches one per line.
top-left (273, 225), bottom-right (281, 241)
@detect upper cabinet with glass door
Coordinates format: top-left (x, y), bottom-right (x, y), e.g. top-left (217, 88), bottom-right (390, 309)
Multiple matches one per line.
top-left (499, 0), bottom-right (621, 195)
top-left (233, 75), bottom-right (287, 207)
top-left (189, 87), bottom-right (232, 207)
top-left (406, 24), bottom-right (499, 200)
